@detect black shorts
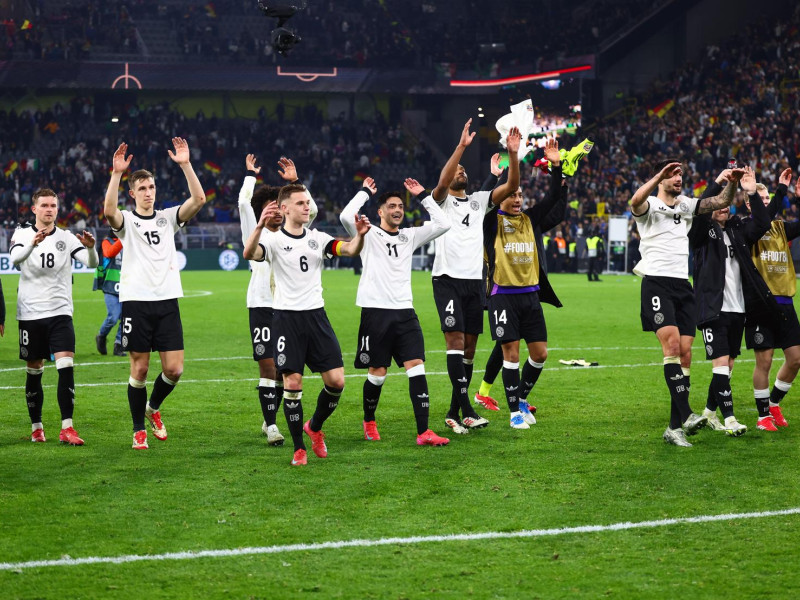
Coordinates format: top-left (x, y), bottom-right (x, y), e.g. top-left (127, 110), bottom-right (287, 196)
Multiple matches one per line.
top-left (640, 276), bottom-right (696, 336)
top-left (488, 292), bottom-right (547, 343)
top-left (272, 308), bottom-right (344, 374)
top-left (249, 307), bottom-right (275, 362)
top-left (745, 303), bottom-right (800, 350)
top-left (121, 299), bottom-right (184, 353)
top-left (699, 312), bottom-right (745, 360)
top-left (432, 275), bottom-right (484, 335)
top-left (18, 315), bottom-right (75, 361)
top-left (354, 308), bottom-right (426, 369)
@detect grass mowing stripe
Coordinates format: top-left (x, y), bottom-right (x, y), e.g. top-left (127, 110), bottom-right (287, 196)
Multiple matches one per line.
top-left (2, 507), bottom-right (797, 572)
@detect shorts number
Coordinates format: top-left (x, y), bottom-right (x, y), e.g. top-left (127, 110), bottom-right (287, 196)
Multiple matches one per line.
top-left (143, 231), bottom-right (161, 245)
top-left (253, 326), bottom-right (271, 343)
top-left (276, 336), bottom-right (286, 352)
top-left (651, 296), bottom-right (661, 311)
top-left (493, 309), bottom-right (507, 324)
top-left (299, 256), bottom-right (308, 272)
top-left (703, 329), bottom-right (714, 343)
top-left (360, 335), bottom-right (370, 351)
top-left (445, 299), bottom-right (454, 314)
top-left (123, 317), bottom-right (133, 333)
top-left (673, 214), bottom-right (682, 225)
top-left (20, 330), bottom-right (29, 345)
top-left (40, 253), bottom-right (55, 268)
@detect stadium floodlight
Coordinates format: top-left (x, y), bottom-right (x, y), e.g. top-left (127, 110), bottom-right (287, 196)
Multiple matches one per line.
top-left (258, 1), bottom-right (306, 56)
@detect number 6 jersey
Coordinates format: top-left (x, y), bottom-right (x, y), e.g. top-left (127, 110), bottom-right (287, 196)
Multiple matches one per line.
top-left (113, 206), bottom-right (185, 302)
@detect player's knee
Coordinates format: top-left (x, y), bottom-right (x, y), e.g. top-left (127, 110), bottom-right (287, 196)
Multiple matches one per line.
top-left (327, 375), bottom-right (345, 390)
top-left (163, 368), bottom-right (182, 382)
top-left (531, 348), bottom-right (548, 363)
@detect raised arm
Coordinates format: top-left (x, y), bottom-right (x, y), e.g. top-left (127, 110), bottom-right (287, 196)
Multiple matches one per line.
top-left (741, 166), bottom-right (771, 241)
top-left (432, 118), bottom-right (476, 203)
top-left (171, 137), bottom-right (206, 224)
top-left (405, 178), bottom-right (451, 247)
top-left (243, 202), bottom-right (278, 262)
top-left (340, 178), bottom-right (376, 237)
top-left (630, 162), bottom-right (682, 216)
top-left (238, 154), bottom-right (261, 245)
top-left (480, 153), bottom-right (504, 191)
top-left (336, 214), bottom-right (372, 257)
top-left (104, 143), bottom-right (133, 230)
top-left (697, 168), bottom-right (745, 214)
top-left (278, 156), bottom-right (318, 226)
top-left (489, 127), bottom-right (522, 205)
top-left (73, 231), bottom-right (99, 268)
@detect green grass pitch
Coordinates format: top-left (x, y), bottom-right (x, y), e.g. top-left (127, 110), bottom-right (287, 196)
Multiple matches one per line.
top-left (1, 270), bottom-right (798, 599)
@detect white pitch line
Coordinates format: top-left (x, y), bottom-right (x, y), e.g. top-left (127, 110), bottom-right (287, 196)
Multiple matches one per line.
top-left (1, 507), bottom-right (797, 572)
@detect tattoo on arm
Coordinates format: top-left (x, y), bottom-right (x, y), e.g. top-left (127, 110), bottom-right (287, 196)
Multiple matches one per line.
top-left (697, 184), bottom-right (736, 214)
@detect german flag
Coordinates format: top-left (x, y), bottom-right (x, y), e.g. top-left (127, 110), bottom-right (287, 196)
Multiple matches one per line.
top-left (204, 161), bottom-right (221, 175)
top-left (204, 2), bottom-right (217, 18)
top-left (647, 99), bottom-right (675, 118)
top-left (206, 188), bottom-right (217, 202)
top-left (4, 160), bottom-right (19, 177)
top-left (20, 20), bottom-right (32, 30)
top-left (75, 198), bottom-right (90, 215)
top-left (693, 180), bottom-right (707, 198)
top-left (353, 171), bottom-right (368, 182)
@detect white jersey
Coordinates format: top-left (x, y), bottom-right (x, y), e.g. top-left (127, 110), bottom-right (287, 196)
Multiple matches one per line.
top-left (114, 206), bottom-right (185, 302)
top-left (238, 175), bottom-right (320, 308)
top-left (10, 225), bottom-right (98, 320)
top-left (340, 191), bottom-right (450, 309)
top-left (632, 195), bottom-right (699, 279)
top-left (721, 230), bottom-right (745, 313)
top-left (260, 227), bottom-right (335, 311)
top-left (432, 190), bottom-right (492, 280)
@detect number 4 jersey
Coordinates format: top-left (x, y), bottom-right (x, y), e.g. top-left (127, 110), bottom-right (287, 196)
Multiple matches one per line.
top-left (114, 206), bottom-right (185, 302)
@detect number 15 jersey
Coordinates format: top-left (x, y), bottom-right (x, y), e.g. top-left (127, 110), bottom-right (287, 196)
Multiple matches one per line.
top-left (114, 206), bottom-right (185, 302)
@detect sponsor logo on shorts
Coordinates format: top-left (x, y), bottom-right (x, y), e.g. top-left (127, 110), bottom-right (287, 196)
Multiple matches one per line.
top-left (277, 353), bottom-right (286, 366)
top-left (470, 200), bottom-right (480, 211)
top-left (496, 326), bottom-right (505, 337)
top-left (359, 352), bottom-right (370, 364)
top-left (754, 332), bottom-right (764, 344)
top-left (654, 312), bottom-right (664, 325)
top-left (444, 315), bottom-right (456, 327)
top-left (706, 344), bottom-right (713, 355)
top-left (308, 239), bottom-right (319, 250)
top-left (255, 343), bottom-right (266, 356)
top-left (55, 241), bottom-right (66, 251)
top-left (122, 335), bottom-right (128, 348)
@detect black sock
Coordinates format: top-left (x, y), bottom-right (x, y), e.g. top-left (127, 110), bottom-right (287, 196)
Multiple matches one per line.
top-left (502, 363), bottom-right (521, 413)
top-left (258, 384), bottom-right (279, 426)
top-left (408, 374), bottom-right (430, 435)
top-left (520, 359), bottom-right (543, 401)
top-left (463, 359), bottom-right (474, 388)
top-left (25, 368), bottom-right (44, 424)
top-left (483, 343), bottom-right (504, 386)
top-left (664, 363), bottom-right (691, 425)
top-left (56, 366), bottom-right (75, 421)
top-left (128, 383), bottom-right (148, 431)
top-left (754, 389), bottom-right (771, 418)
top-left (711, 373), bottom-right (734, 419)
top-left (148, 373), bottom-right (176, 411)
top-left (770, 381), bottom-right (791, 405)
top-left (705, 382), bottom-right (717, 412)
top-left (282, 390), bottom-right (305, 451)
top-left (310, 386), bottom-right (342, 431)
top-left (363, 379), bottom-right (383, 422)
top-left (447, 352), bottom-right (477, 419)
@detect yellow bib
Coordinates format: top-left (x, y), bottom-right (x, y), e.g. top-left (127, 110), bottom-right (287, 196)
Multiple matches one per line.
top-left (751, 220), bottom-right (796, 297)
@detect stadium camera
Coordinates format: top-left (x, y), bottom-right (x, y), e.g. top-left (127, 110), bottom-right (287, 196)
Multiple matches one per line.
top-left (258, 0), bottom-right (306, 56)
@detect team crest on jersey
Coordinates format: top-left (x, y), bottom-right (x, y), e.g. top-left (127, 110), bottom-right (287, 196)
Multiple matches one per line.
top-left (495, 326), bottom-right (505, 337)
top-left (359, 352), bottom-right (370, 364)
top-left (308, 239), bottom-right (319, 250)
top-left (277, 353), bottom-right (286, 366)
top-left (444, 316), bottom-right (456, 327)
top-left (398, 234), bottom-right (408, 243)
top-left (55, 241), bottom-right (66, 251)
top-left (654, 313), bottom-right (665, 325)
top-left (754, 332), bottom-right (765, 345)
top-left (470, 200), bottom-right (480, 211)
top-left (156, 217), bottom-right (167, 227)
top-left (255, 344), bottom-right (265, 356)
top-left (706, 344), bottom-right (713, 355)
top-left (20, 347), bottom-right (28, 358)
top-left (709, 230), bottom-right (717, 239)
top-left (679, 201), bottom-right (689, 213)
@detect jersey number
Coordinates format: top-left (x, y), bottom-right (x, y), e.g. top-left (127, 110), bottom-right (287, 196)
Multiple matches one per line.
top-left (386, 243), bottom-right (398, 257)
top-left (673, 214), bottom-right (682, 225)
top-left (727, 245), bottom-right (735, 259)
top-left (493, 309), bottom-right (507, 324)
top-left (40, 253), bottom-right (55, 268)
top-left (253, 327), bottom-right (271, 343)
top-left (144, 231), bottom-right (161, 245)
top-left (299, 256), bottom-right (308, 272)
top-left (462, 214), bottom-right (470, 227)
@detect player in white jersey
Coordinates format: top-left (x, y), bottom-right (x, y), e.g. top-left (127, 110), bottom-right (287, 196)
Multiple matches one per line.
top-left (340, 176), bottom-right (451, 446)
top-left (243, 184), bottom-right (370, 466)
top-left (104, 138), bottom-right (207, 450)
top-left (631, 159), bottom-right (743, 447)
top-left (431, 120), bottom-right (521, 434)
top-left (238, 154), bottom-right (318, 446)
top-left (9, 188), bottom-right (98, 445)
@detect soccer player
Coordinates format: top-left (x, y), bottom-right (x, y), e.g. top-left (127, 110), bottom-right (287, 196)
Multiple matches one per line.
top-left (339, 176), bottom-right (451, 446)
top-left (243, 184), bottom-right (370, 466)
top-left (630, 160), bottom-right (744, 447)
top-left (237, 154), bottom-right (318, 445)
top-left (93, 233), bottom-right (126, 357)
top-left (9, 188), bottom-right (99, 445)
top-left (0, 276), bottom-right (5, 338)
top-left (743, 170), bottom-right (800, 431)
top-left (431, 120), bottom-right (521, 434)
top-left (689, 166), bottom-right (774, 436)
top-left (103, 139), bottom-right (207, 450)
top-left (484, 138), bottom-right (566, 429)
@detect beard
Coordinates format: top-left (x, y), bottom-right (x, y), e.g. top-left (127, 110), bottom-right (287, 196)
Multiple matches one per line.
top-left (450, 178), bottom-right (468, 191)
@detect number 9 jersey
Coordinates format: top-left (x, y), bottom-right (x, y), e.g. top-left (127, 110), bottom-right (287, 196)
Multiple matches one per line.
top-left (114, 206), bottom-right (185, 302)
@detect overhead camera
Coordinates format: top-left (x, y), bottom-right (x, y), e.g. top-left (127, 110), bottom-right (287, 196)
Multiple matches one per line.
top-left (258, 1), bottom-right (306, 57)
